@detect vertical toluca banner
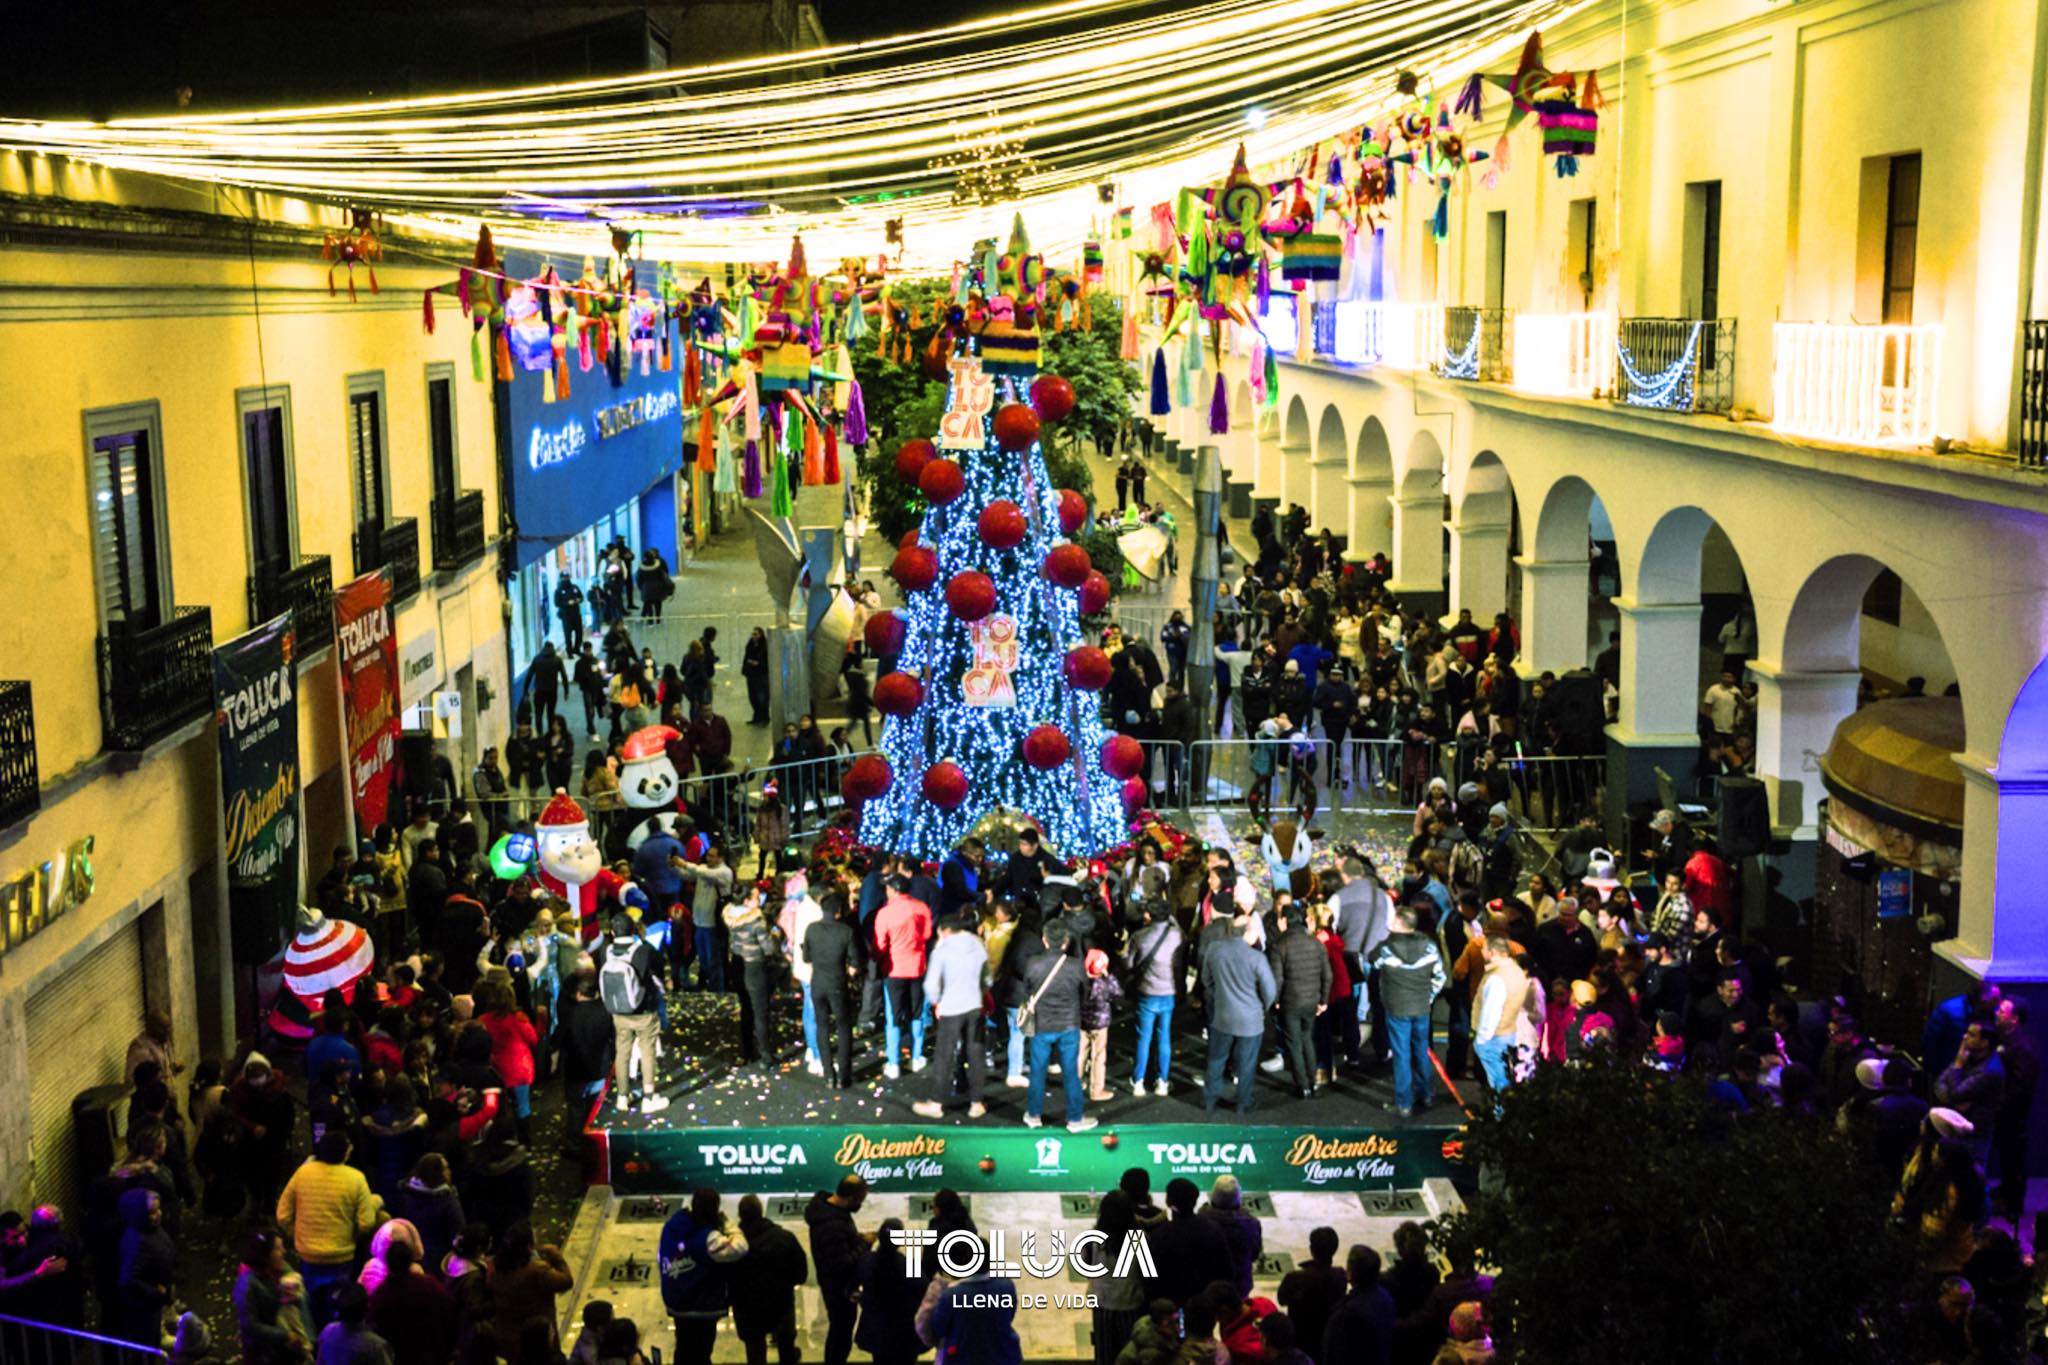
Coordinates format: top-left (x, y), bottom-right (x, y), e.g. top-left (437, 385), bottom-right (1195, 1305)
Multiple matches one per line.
top-left (334, 570), bottom-right (402, 836)
top-left (213, 611), bottom-right (301, 956)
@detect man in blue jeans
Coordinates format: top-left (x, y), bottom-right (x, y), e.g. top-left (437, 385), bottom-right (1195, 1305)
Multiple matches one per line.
top-left (1201, 915), bottom-right (1278, 1115)
top-left (1369, 904), bottom-right (1447, 1116)
top-left (1126, 906), bottom-right (1183, 1096)
top-left (1019, 923), bottom-right (1097, 1132)
top-left (1472, 935), bottom-right (1529, 1104)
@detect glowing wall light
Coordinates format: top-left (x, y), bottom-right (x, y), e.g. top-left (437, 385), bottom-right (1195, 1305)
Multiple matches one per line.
top-left (1772, 322), bottom-right (1943, 446)
top-left (1514, 312), bottom-right (1617, 398)
top-left (1326, 301), bottom-right (1442, 369)
top-left (1262, 293), bottom-right (1299, 356)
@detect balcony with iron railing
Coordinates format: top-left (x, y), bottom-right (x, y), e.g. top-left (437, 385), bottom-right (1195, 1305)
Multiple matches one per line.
top-left (2021, 320), bottom-right (2048, 470)
top-left (1438, 306), bottom-right (1513, 383)
top-left (353, 515), bottom-right (421, 602)
top-left (249, 554), bottom-right (334, 657)
top-left (1325, 301), bottom-right (1446, 371)
top-left (97, 606), bottom-right (214, 752)
top-left (1613, 317), bottom-right (1739, 415)
top-left (1513, 312), bottom-right (1616, 399)
top-left (432, 489), bottom-right (488, 573)
top-left (0, 681), bottom-right (37, 831)
top-left (1772, 322), bottom-right (1942, 446)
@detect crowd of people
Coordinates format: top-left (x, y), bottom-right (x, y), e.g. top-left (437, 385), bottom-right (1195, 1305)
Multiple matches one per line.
top-left (645, 1168), bottom-right (1495, 1365)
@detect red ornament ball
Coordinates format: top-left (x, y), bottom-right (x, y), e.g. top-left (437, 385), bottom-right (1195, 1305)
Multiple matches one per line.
top-left (945, 570), bottom-right (997, 621)
top-left (894, 438), bottom-right (936, 484)
top-left (1022, 725), bottom-right (1072, 770)
top-left (977, 500), bottom-right (1027, 549)
top-left (1100, 1129), bottom-right (1120, 1151)
top-left (873, 671), bottom-right (925, 717)
top-left (1030, 373), bottom-right (1077, 423)
top-left (898, 529), bottom-right (923, 551)
top-left (1063, 645), bottom-right (1111, 690)
top-left (863, 610), bottom-right (906, 657)
top-left (992, 403), bottom-right (1042, 452)
top-left (1057, 488), bottom-right (1088, 535)
top-left (845, 754), bottom-right (893, 800)
top-left (1043, 542), bottom-right (1093, 589)
top-left (918, 458), bottom-right (965, 505)
top-left (890, 545), bottom-right (939, 592)
top-left (921, 761), bottom-right (969, 810)
top-left (1101, 734), bottom-right (1146, 779)
top-left (978, 1157), bottom-right (996, 1175)
top-left (1121, 777), bottom-right (1148, 814)
top-left (1077, 570), bottom-right (1111, 616)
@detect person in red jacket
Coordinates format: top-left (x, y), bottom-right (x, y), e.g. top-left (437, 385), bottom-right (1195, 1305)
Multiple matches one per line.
top-left (478, 980), bottom-right (540, 1142)
top-left (1311, 906), bottom-right (1353, 1088)
top-left (872, 875), bottom-right (933, 1079)
top-left (1206, 1281), bottom-right (1276, 1364)
top-left (1684, 843), bottom-right (1737, 929)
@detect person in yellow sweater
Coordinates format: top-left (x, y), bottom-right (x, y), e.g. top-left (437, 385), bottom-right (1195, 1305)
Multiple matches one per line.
top-left (276, 1130), bottom-right (386, 1321)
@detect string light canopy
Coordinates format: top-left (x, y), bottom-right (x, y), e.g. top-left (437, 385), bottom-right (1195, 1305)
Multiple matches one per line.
top-left (0, 0), bottom-right (1588, 268)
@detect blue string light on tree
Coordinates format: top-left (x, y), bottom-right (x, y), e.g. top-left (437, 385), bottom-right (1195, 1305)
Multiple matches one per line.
top-left (1616, 320), bottom-right (1703, 412)
top-left (852, 338), bottom-right (1127, 861)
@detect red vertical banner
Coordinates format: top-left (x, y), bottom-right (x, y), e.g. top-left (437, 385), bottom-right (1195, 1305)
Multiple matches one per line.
top-left (334, 570), bottom-right (402, 835)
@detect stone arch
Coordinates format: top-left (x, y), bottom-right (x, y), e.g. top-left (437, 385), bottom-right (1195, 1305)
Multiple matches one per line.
top-left (1311, 405), bottom-right (1349, 532)
top-left (1531, 474), bottom-right (1606, 564)
top-left (1399, 427), bottom-right (1445, 497)
top-left (1280, 394), bottom-right (1314, 513)
top-left (1634, 504), bottom-right (1720, 606)
top-left (1230, 379), bottom-right (1254, 430)
top-left (1314, 405), bottom-right (1347, 466)
top-left (2003, 654), bottom-right (2048, 775)
top-left (1520, 473), bottom-right (1619, 676)
top-left (1353, 415), bottom-right (1392, 483)
top-left (1390, 428), bottom-right (1447, 598)
top-left (1282, 394), bottom-right (1311, 451)
top-left (1449, 450), bottom-right (1516, 623)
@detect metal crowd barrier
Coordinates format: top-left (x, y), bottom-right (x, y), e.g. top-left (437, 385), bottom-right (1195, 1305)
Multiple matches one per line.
top-left (1187, 737), bottom-right (1337, 818)
top-left (0, 1315), bottom-right (164, 1365)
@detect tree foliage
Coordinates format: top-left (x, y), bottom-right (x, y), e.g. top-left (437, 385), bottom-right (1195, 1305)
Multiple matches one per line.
top-left (1436, 1058), bottom-right (1914, 1365)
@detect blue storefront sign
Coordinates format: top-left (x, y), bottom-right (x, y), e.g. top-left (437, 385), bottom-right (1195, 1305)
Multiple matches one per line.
top-left (499, 247), bottom-right (685, 570)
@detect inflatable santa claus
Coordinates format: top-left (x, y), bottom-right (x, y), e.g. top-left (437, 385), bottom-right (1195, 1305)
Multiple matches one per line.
top-left (534, 788), bottom-right (623, 941)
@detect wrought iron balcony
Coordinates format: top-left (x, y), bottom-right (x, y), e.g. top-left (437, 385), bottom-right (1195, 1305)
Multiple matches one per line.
top-left (1615, 317), bottom-right (1738, 415)
top-left (432, 489), bottom-right (488, 573)
top-left (1438, 307), bottom-right (1512, 383)
top-left (1310, 300), bottom-right (1338, 358)
top-left (1327, 301), bottom-right (1445, 371)
top-left (97, 606), bottom-right (214, 752)
top-left (1772, 322), bottom-right (1942, 446)
top-left (0, 681), bottom-right (37, 831)
top-left (2022, 320), bottom-right (2047, 470)
top-left (353, 516), bottom-right (421, 602)
top-left (249, 554), bottom-right (334, 657)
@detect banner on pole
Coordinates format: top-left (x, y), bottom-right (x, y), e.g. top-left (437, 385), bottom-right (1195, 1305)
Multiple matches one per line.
top-left (214, 612), bottom-right (301, 957)
top-left (335, 570), bottom-right (402, 834)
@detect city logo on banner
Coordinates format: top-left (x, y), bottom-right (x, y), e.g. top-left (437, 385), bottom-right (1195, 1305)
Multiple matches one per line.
top-left (698, 1142), bottom-right (809, 1178)
top-left (1146, 1140), bottom-right (1257, 1176)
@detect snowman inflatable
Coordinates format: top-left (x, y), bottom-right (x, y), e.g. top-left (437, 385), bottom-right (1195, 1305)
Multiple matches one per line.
top-left (534, 789), bottom-right (607, 940)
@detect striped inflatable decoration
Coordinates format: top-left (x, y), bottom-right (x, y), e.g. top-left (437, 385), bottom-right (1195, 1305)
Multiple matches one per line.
top-left (272, 909), bottom-right (375, 1041)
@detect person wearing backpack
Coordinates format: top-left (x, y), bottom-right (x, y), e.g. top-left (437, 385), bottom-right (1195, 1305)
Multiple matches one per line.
top-left (599, 915), bottom-right (668, 1114)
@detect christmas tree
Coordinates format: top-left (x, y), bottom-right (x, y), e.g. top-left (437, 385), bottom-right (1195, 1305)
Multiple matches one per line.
top-left (848, 316), bottom-right (1141, 860)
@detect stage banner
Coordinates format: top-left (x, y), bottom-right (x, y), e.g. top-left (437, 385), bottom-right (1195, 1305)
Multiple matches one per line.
top-left (335, 569), bottom-right (402, 834)
top-left (604, 1123), bottom-right (1462, 1194)
top-left (214, 612), bottom-right (301, 957)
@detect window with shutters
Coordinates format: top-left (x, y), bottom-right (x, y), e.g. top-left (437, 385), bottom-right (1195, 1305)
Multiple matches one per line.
top-left (84, 403), bottom-right (172, 631)
top-left (347, 372), bottom-right (390, 529)
top-left (426, 365), bottom-right (459, 506)
top-left (239, 385), bottom-right (297, 578)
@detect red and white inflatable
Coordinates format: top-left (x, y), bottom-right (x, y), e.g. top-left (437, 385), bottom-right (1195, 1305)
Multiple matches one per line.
top-left (267, 905), bottom-right (375, 1041)
top-left (534, 788), bottom-right (614, 940)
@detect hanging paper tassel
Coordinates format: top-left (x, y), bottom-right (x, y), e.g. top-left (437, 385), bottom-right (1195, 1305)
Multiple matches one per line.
top-left (658, 320), bottom-right (673, 373)
top-left (1176, 328), bottom-right (1200, 409)
top-left (577, 320), bottom-right (594, 373)
top-left (803, 417), bottom-right (825, 486)
top-left (683, 341), bottom-right (701, 406)
top-left (494, 327), bottom-right (514, 382)
top-left (1149, 348), bottom-right (1169, 416)
top-left (554, 332), bottom-right (572, 400)
top-left (1256, 255), bottom-right (1271, 313)
top-left (1249, 338), bottom-right (1269, 408)
top-left (697, 405), bottom-right (717, 473)
top-left (845, 380), bottom-right (868, 447)
top-left (1119, 305), bottom-right (1139, 361)
top-left (422, 289), bottom-right (437, 334)
top-left (823, 424), bottom-right (841, 484)
top-left (1263, 338), bottom-right (1281, 405)
top-left (470, 328), bottom-right (485, 382)
top-left (1209, 373), bottom-right (1229, 435)
top-left (714, 423), bottom-right (737, 495)
top-left (771, 445), bottom-right (794, 518)
top-left (1432, 193), bottom-right (1450, 242)
top-left (743, 439), bottom-right (764, 498)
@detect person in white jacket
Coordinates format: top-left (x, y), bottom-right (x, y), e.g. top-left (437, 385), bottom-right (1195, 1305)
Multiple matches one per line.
top-left (777, 873), bottom-right (827, 1076)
